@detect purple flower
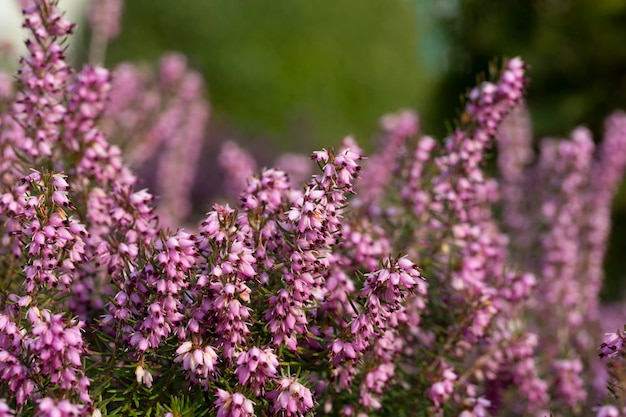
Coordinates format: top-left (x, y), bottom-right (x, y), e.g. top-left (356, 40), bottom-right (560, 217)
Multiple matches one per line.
top-left (267, 377), bottom-right (315, 416)
top-left (36, 397), bottom-right (84, 417)
top-left (214, 390), bottom-right (255, 417)
top-left (235, 346), bottom-right (279, 395)
top-left (596, 405), bottom-right (621, 417)
top-left (599, 331), bottom-right (625, 358)
top-left (0, 400), bottom-right (14, 417)
top-left (175, 341), bottom-right (219, 386)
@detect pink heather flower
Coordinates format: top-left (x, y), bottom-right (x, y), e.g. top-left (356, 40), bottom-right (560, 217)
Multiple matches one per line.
top-left (511, 356), bottom-right (549, 410)
top-left (286, 147), bottom-right (361, 251)
top-left (159, 53), bottom-right (188, 87)
top-left (341, 220), bottom-right (392, 272)
top-left (240, 168), bottom-right (291, 214)
top-left (596, 405), bottom-right (621, 417)
top-left (466, 57), bottom-right (526, 134)
top-left (210, 281), bottom-right (253, 358)
top-left (423, 61), bottom-right (528, 346)
top-left (434, 57), bottom-right (528, 223)
top-left (552, 358), bottom-right (586, 407)
top-left (28, 308), bottom-right (91, 402)
top-left (429, 380), bottom-right (453, 409)
top-left (360, 362), bottom-right (395, 409)
top-left (13, 1), bottom-right (74, 160)
top-left (235, 346), bottom-right (279, 395)
top-left (0, 399), bottom-right (14, 417)
top-left (361, 256), bottom-right (425, 312)
top-left (258, 149), bottom-right (363, 353)
top-left (187, 206), bottom-right (257, 358)
top-left (0, 312), bottom-right (36, 404)
top-left (458, 396), bottom-right (491, 417)
top-left (0, 351), bottom-right (34, 405)
top-left (134, 364), bottom-right (153, 388)
top-left (483, 330), bottom-right (548, 412)
top-left (265, 288), bottom-right (307, 351)
top-left (320, 263), bottom-right (358, 320)
top-left (267, 377), bottom-right (315, 416)
top-left (196, 205), bottom-right (257, 280)
top-left (63, 65), bottom-right (111, 152)
top-left (214, 390), bottom-right (255, 417)
top-left (498, 271), bottom-right (536, 302)
top-left (174, 341), bottom-right (219, 384)
top-left (330, 339), bottom-right (358, 366)
top-left (11, 172), bottom-right (89, 294)
top-left (428, 362), bottom-right (457, 408)
top-left (117, 228), bottom-right (196, 352)
top-left (599, 331), bottom-right (625, 358)
top-left (36, 398), bottom-right (84, 417)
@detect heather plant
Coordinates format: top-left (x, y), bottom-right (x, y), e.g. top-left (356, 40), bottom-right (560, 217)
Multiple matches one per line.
top-left (0, 3), bottom-right (424, 415)
top-left (2, 1), bottom-right (626, 417)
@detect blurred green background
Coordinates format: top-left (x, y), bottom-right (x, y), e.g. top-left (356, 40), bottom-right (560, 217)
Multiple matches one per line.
top-left (105, 0), bottom-right (626, 147)
top-left (105, 0), bottom-right (427, 154)
top-left (102, 0), bottom-right (626, 298)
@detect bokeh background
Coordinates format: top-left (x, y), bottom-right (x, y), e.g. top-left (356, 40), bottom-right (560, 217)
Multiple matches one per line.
top-left (2, 0), bottom-right (626, 299)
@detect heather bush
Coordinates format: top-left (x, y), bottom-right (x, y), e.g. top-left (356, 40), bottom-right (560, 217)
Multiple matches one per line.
top-left (2, 1), bottom-right (626, 417)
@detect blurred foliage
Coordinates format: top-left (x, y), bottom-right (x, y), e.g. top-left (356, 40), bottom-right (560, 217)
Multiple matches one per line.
top-left (106, 0), bottom-right (426, 153)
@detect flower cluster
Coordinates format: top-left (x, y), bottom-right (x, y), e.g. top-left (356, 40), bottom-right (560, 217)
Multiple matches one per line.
top-left (2, 1), bottom-right (626, 417)
top-left (497, 105), bottom-right (626, 411)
